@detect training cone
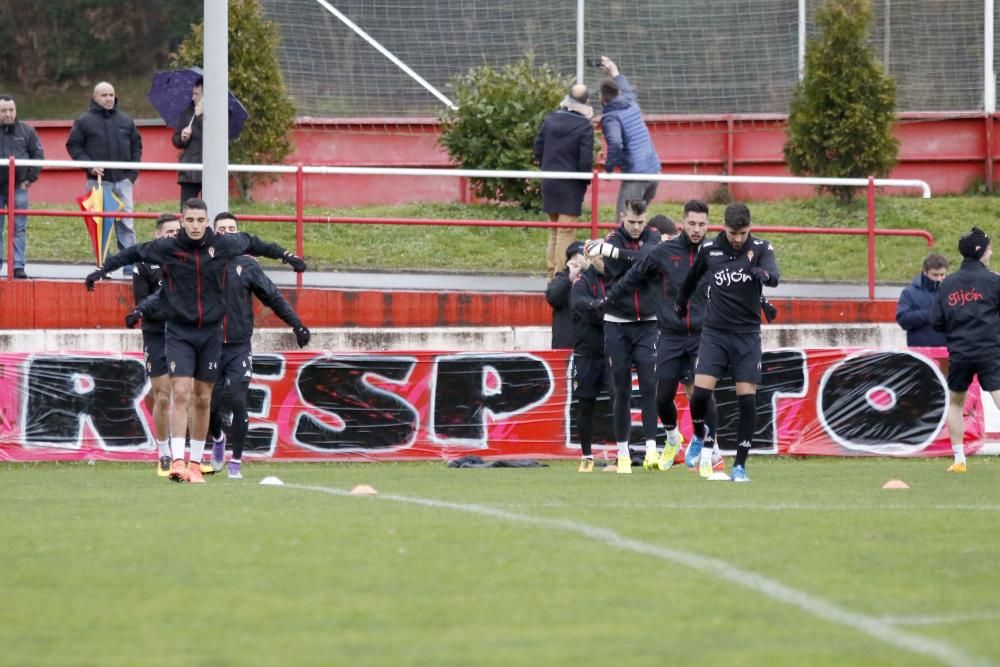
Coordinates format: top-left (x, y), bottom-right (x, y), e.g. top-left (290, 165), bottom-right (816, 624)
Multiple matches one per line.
top-left (882, 479), bottom-right (909, 490)
top-left (350, 484), bottom-right (378, 496)
top-left (259, 476), bottom-right (285, 486)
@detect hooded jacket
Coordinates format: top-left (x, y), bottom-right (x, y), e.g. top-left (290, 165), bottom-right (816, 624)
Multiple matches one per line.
top-left (606, 230), bottom-right (709, 335)
top-left (679, 231), bottom-right (779, 333)
top-left (571, 265), bottom-right (607, 355)
top-left (930, 259), bottom-right (1000, 362)
top-left (600, 74), bottom-right (660, 175)
top-left (221, 255), bottom-right (302, 344)
top-left (100, 227), bottom-right (288, 328)
top-left (896, 273), bottom-right (947, 347)
top-left (601, 224), bottom-right (661, 321)
top-left (0, 120), bottom-right (44, 187)
top-left (66, 99), bottom-right (142, 182)
top-left (534, 109), bottom-right (594, 174)
top-left (545, 269), bottom-right (576, 349)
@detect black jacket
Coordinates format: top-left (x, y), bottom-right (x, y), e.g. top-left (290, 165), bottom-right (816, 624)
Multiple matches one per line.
top-left (679, 232), bottom-right (779, 333)
top-left (66, 100), bottom-right (142, 182)
top-left (601, 224), bottom-right (661, 320)
top-left (101, 227), bottom-right (288, 328)
top-left (545, 270), bottom-right (575, 349)
top-left (533, 109), bottom-right (594, 174)
top-left (221, 255), bottom-right (302, 344)
top-left (172, 104), bottom-right (203, 185)
top-left (930, 259), bottom-right (1000, 362)
top-left (0, 121), bottom-right (44, 187)
top-left (896, 273), bottom-right (947, 347)
top-left (571, 266), bottom-right (607, 355)
top-left (605, 231), bottom-right (709, 335)
top-left (132, 261), bottom-right (165, 333)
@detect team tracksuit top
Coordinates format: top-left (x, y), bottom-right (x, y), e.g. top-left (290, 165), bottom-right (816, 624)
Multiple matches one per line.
top-left (600, 224), bottom-right (661, 321)
top-left (930, 258), bottom-right (1000, 362)
top-left (132, 261), bottom-right (165, 334)
top-left (679, 231), bottom-right (779, 334)
top-left (570, 266), bottom-right (608, 355)
top-left (605, 231), bottom-right (710, 336)
top-left (101, 227), bottom-right (289, 328)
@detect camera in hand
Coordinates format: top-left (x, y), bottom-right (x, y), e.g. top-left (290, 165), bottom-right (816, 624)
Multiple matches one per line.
top-left (585, 57), bottom-right (603, 67)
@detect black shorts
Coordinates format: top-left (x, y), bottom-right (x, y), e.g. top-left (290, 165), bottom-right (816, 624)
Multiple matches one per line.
top-left (573, 352), bottom-right (611, 399)
top-left (603, 320), bottom-right (657, 371)
top-left (142, 329), bottom-right (168, 378)
top-left (948, 359), bottom-right (1000, 392)
top-left (165, 320), bottom-right (223, 383)
top-left (695, 327), bottom-right (762, 384)
top-left (656, 332), bottom-right (700, 384)
top-left (218, 341), bottom-right (253, 388)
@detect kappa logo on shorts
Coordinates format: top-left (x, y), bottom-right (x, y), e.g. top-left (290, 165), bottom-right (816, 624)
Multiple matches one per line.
top-left (169, 360), bottom-right (176, 373)
top-left (236, 264), bottom-right (243, 276)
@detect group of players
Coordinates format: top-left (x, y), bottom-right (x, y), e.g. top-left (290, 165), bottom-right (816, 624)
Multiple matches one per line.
top-left (567, 198), bottom-right (779, 483)
top-left (85, 198), bottom-right (311, 483)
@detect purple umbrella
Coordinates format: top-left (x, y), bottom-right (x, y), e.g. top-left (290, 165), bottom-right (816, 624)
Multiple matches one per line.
top-left (147, 66), bottom-right (249, 140)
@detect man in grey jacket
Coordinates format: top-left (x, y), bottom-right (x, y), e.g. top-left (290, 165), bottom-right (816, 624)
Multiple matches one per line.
top-left (0, 95), bottom-right (44, 279)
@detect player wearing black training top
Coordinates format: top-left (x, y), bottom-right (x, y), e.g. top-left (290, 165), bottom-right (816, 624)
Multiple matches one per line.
top-left (584, 198), bottom-right (661, 473)
top-left (86, 198), bottom-right (306, 483)
top-left (676, 202), bottom-right (779, 483)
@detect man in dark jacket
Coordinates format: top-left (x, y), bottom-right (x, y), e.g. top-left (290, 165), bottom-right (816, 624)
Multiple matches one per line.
top-left (605, 200), bottom-right (719, 473)
top-left (896, 253), bottom-right (948, 347)
top-left (677, 203), bottom-right (779, 483)
top-left (86, 198), bottom-right (307, 483)
top-left (598, 57), bottom-right (661, 219)
top-left (930, 228), bottom-right (1000, 473)
top-left (535, 84), bottom-right (594, 278)
top-left (66, 81), bottom-right (142, 276)
top-left (585, 198), bottom-right (660, 473)
top-left (172, 80), bottom-right (203, 208)
top-left (0, 95), bottom-right (44, 279)
top-left (570, 254), bottom-right (610, 472)
top-left (545, 240), bottom-right (586, 349)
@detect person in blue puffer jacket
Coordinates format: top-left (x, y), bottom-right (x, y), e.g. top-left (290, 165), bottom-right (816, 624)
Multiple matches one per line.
top-left (896, 253), bottom-right (949, 347)
top-left (598, 56), bottom-right (661, 219)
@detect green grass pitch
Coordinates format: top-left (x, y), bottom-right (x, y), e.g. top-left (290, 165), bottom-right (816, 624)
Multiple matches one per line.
top-left (2, 457), bottom-right (998, 666)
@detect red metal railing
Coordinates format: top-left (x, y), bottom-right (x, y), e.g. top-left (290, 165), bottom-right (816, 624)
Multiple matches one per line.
top-left (5, 157), bottom-right (932, 298)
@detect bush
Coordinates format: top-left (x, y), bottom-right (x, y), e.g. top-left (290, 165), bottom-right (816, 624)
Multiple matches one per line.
top-left (171, 0), bottom-right (295, 201)
top-left (438, 55), bottom-right (570, 211)
top-left (783, 0), bottom-right (899, 203)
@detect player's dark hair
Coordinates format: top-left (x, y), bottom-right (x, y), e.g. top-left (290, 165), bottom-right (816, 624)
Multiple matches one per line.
top-left (724, 202), bottom-right (751, 230)
top-left (214, 211), bottom-right (238, 224)
top-left (623, 199), bottom-right (647, 217)
top-left (183, 198), bottom-right (208, 213)
top-left (683, 199), bottom-right (709, 217)
top-left (600, 77), bottom-right (619, 100)
top-left (154, 213), bottom-right (179, 230)
top-left (648, 214), bottom-right (676, 236)
top-left (922, 253), bottom-right (949, 272)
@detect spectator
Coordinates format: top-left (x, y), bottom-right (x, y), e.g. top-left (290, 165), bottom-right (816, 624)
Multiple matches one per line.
top-left (173, 79), bottom-right (204, 209)
top-left (545, 240), bottom-right (586, 349)
top-left (66, 81), bottom-right (142, 276)
top-left (534, 83), bottom-right (594, 279)
top-left (598, 56), bottom-right (661, 219)
top-left (570, 253), bottom-right (610, 472)
top-left (896, 253), bottom-right (949, 347)
top-left (0, 95), bottom-right (44, 279)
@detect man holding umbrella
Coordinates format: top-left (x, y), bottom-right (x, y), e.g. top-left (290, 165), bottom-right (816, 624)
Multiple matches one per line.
top-left (173, 78), bottom-right (204, 208)
top-left (66, 82), bottom-right (142, 276)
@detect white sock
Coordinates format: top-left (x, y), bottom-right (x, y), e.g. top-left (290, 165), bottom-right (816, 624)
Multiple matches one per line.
top-left (953, 444), bottom-right (966, 464)
top-left (156, 439), bottom-right (170, 458)
top-left (645, 439), bottom-right (656, 455)
top-left (170, 436), bottom-right (186, 461)
top-left (617, 442), bottom-right (629, 458)
top-left (189, 439), bottom-right (206, 464)
top-left (581, 454), bottom-right (593, 460)
top-left (666, 428), bottom-right (679, 446)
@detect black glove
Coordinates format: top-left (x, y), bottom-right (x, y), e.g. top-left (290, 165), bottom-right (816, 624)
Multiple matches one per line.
top-left (85, 269), bottom-right (106, 292)
top-left (124, 310), bottom-right (142, 329)
top-left (674, 301), bottom-right (688, 320)
top-left (294, 325), bottom-right (311, 348)
top-left (283, 252), bottom-right (307, 273)
top-left (588, 297), bottom-right (607, 313)
top-left (750, 267), bottom-right (770, 283)
top-left (761, 298), bottom-right (778, 323)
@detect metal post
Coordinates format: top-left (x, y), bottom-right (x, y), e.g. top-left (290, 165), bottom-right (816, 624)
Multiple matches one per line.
top-left (798, 0), bottom-right (807, 79)
top-left (576, 0), bottom-right (585, 83)
top-left (296, 163), bottom-right (304, 290)
top-left (590, 170), bottom-right (599, 239)
top-left (867, 176), bottom-right (876, 301)
top-left (203, 0), bottom-right (229, 216)
top-left (6, 156), bottom-right (14, 279)
top-left (987, 0), bottom-right (996, 114)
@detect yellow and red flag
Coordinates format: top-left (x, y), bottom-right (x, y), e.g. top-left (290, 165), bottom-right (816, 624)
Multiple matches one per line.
top-left (75, 180), bottom-right (124, 266)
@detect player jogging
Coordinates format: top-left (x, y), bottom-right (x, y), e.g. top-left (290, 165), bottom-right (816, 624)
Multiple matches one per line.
top-left (86, 198), bottom-right (306, 483)
top-left (675, 202), bottom-right (779, 483)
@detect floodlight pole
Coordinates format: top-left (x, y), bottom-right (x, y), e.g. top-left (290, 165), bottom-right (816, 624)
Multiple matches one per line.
top-left (576, 0), bottom-right (585, 83)
top-left (797, 0), bottom-right (806, 79)
top-left (203, 0), bottom-right (229, 216)
top-left (986, 0), bottom-right (996, 114)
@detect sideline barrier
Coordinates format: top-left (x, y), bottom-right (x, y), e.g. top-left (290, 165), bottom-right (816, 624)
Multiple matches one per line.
top-left (0, 346), bottom-right (982, 463)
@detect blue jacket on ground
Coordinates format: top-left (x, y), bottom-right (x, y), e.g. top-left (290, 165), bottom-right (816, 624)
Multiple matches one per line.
top-left (600, 74), bottom-right (660, 175)
top-left (897, 273), bottom-right (947, 347)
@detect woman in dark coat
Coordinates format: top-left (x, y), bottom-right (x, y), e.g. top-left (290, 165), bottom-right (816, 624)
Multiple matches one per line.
top-left (534, 84), bottom-right (594, 278)
top-left (172, 80), bottom-right (203, 208)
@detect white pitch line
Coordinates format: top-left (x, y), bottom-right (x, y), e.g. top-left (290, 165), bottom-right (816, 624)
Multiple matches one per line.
top-left (882, 612), bottom-right (1000, 627)
top-left (519, 502), bottom-right (1000, 512)
top-left (281, 483), bottom-right (993, 667)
